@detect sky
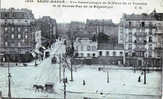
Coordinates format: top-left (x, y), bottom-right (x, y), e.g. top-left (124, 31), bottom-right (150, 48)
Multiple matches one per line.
top-left (1, 0), bottom-right (163, 23)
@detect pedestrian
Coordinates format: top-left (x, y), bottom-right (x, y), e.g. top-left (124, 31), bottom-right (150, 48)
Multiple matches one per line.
top-left (100, 90), bottom-right (103, 95)
top-left (138, 76), bottom-right (141, 82)
top-left (83, 80), bottom-right (86, 86)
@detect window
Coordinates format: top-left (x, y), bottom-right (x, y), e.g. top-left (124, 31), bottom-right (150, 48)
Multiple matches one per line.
top-left (25, 28), bottom-right (28, 32)
top-left (99, 51), bottom-right (102, 56)
top-left (129, 37), bottom-right (132, 42)
top-left (87, 53), bottom-right (90, 57)
top-left (125, 53), bottom-right (128, 57)
top-left (76, 46), bottom-right (78, 51)
top-left (129, 32), bottom-right (132, 42)
top-left (18, 42), bottom-right (21, 47)
top-left (142, 22), bottom-right (145, 27)
top-left (92, 46), bottom-right (96, 51)
top-left (120, 52), bottom-right (123, 56)
top-left (25, 35), bottom-right (28, 39)
top-left (80, 53), bottom-right (83, 57)
top-left (129, 21), bottom-right (131, 27)
top-left (75, 53), bottom-right (78, 57)
top-left (106, 51), bottom-right (109, 56)
top-left (129, 32), bottom-right (132, 35)
top-left (113, 51), bottom-right (116, 56)
top-left (4, 27), bottom-right (8, 32)
top-left (149, 37), bottom-right (152, 42)
top-left (81, 46), bottom-right (83, 51)
top-left (18, 27), bottom-right (21, 32)
top-left (149, 44), bottom-right (152, 50)
top-left (11, 27), bottom-right (14, 32)
top-left (5, 42), bottom-right (8, 46)
top-left (128, 44), bottom-right (132, 50)
top-left (87, 46), bottom-right (91, 51)
top-left (18, 34), bottom-right (21, 39)
top-left (93, 53), bottom-right (96, 57)
top-left (132, 52), bottom-right (136, 56)
top-left (11, 34), bottom-right (14, 39)
top-left (148, 51), bottom-right (152, 57)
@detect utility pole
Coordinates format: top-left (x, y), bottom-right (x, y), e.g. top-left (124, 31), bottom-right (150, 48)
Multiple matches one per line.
top-left (7, 57), bottom-right (11, 98)
top-left (107, 70), bottom-right (109, 83)
top-left (59, 54), bottom-right (62, 82)
top-left (63, 78), bottom-right (67, 99)
top-left (70, 58), bottom-right (73, 81)
top-left (144, 67), bottom-right (146, 84)
top-left (62, 60), bottom-right (67, 99)
top-left (63, 64), bottom-right (65, 82)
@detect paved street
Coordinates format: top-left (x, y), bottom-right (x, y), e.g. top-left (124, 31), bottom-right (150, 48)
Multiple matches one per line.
top-left (0, 40), bottom-right (162, 99)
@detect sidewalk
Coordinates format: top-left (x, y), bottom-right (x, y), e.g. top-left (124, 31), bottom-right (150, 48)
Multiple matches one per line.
top-left (0, 60), bottom-right (42, 67)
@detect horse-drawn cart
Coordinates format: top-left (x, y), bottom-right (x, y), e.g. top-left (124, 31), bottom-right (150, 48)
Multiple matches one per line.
top-left (44, 82), bottom-right (54, 93)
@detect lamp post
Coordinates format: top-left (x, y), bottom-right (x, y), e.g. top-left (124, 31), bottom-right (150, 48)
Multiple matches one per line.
top-left (3, 56), bottom-right (11, 98)
top-left (8, 58), bottom-right (11, 99)
top-left (63, 77), bottom-right (67, 99)
top-left (107, 70), bottom-right (109, 83)
top-left (59, 54), bottom-right (62, 82)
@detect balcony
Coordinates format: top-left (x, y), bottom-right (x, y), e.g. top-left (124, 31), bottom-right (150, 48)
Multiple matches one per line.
top-left (155, 46), bottom-right (163, 50)
top-left (125, 24), bottom-right (157, 29)
top-left (134, 32), bottom-right (147, 37)
top-left (134, 40), bottom-right (147, 45)
top-left (134, 47), bottom-right (147, 52)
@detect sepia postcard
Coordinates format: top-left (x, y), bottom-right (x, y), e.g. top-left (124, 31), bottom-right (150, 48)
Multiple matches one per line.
top-left (0, 0), bottom-right (163, 99)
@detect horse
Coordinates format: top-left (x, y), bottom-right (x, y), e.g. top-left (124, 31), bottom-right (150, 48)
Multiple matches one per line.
top-left (33, 84), bottom-right (44, 92)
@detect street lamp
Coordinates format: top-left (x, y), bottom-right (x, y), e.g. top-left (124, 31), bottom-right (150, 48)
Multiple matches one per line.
top-left (63, 77), bottom-right (67, 99)
top-left (3, 56), bottom-right (11, 98)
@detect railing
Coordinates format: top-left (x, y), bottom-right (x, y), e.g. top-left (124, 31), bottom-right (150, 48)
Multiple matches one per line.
top-left (134, 40), bottom-right (147, 45)
top-left (134, 32), bottom-right (147, 37)
top-left (134, 47), bottom-right (147, 52)
top-left (125, 24), bottom-right (157, 29)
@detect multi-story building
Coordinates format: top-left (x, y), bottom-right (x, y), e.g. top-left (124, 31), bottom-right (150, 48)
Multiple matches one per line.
top-left (35, 29), bottom-right (42, 51)
top-left (69, 21), bottom-right (85, 32)
top-left (57, 23), bottom-right (70, 38)
top-left (73, 34), bottom-right (98, 58)
top-left (68, 21), bottom-right (85, 40)
top-left (154, 20), bottom-right (163, 67)
top-left (85, 19), bottom-right (118, 43)
top-left (0, 8), bottom-right (40, 62)
top-left (119, 10), bottom-right (163, 67)
top-left (37, 16), bottom-right (57, 40)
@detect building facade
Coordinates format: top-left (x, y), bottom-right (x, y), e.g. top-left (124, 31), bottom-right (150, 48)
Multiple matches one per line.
top-left (0, 8), bottom-right (38, 62)
top-left (37, 16), bottom-right (57, 40)
top-left (73, 34), bottom-right (98, 58)
top-left (34, 30), bottom-right (42, 50)
top-left (98, 43), bottom-right (124, 65)
top-left (154, 21), bottom-right (163, 67)
top-left (86, 19), bottom-right (118, 42)
top-left (119, 10), bottom-right (163, 67)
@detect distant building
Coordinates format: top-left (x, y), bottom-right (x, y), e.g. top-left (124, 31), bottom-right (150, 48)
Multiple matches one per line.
top-left (35, 30), bottom-right (42, 50)
top-left (36, 16), bottom-right (57, 40)
top-left (154, 21), bottom-right (163, 64)
top-left (67, 21), bottom-right (85, 41)
top-left (0, 8), bottom-right (39, 62)
top-left (69, 21), bottom-right (85, 32)
top-left (98, 43), bottom-right (124, 65)
top-left (86, 19), bottom-right (118, 43)
top-left (57, 23), bottom-right (70, 38)
top-left (73, 34), bottom-right (98, 58)
top-left (119, 10), bottom-right (163, 67)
